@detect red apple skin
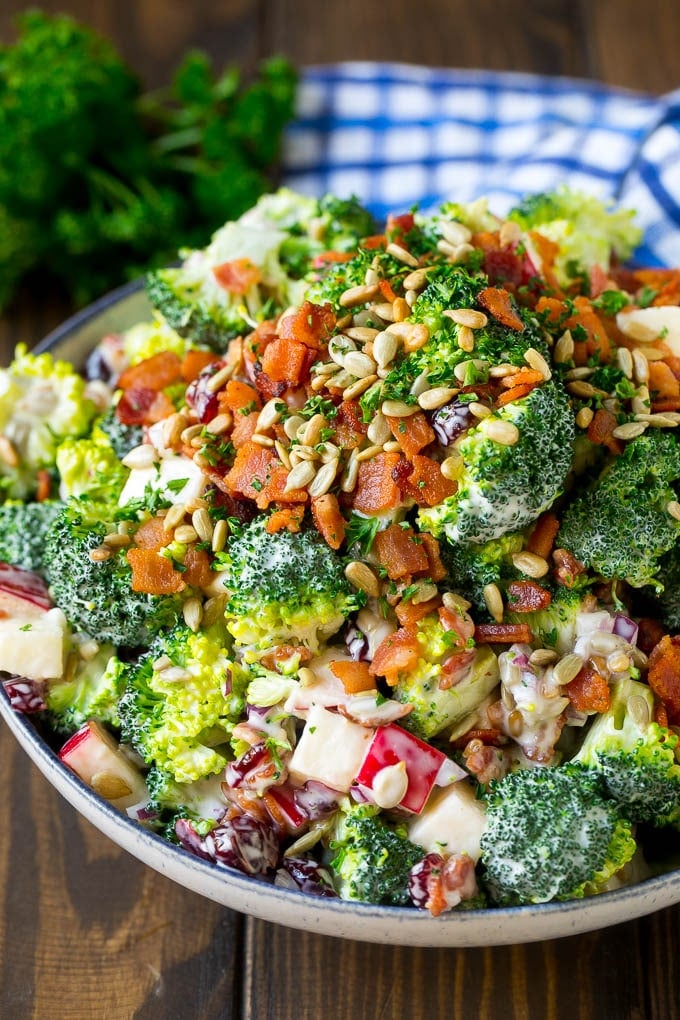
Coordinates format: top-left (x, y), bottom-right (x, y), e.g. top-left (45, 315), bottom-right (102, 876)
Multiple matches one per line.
top-left (354, 724), bottom-right (446, 814)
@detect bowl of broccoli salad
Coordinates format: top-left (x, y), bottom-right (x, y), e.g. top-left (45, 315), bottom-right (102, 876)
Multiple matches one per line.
top-left (3, 185), bottom-right (680, 946)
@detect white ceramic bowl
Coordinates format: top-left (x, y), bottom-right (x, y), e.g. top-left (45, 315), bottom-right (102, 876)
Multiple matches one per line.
top-left (2, 280), bottom-right (680, 947)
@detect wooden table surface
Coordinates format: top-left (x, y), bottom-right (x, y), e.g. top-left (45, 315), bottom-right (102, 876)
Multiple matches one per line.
top-left (1, 2), bottom-right (680, 1017)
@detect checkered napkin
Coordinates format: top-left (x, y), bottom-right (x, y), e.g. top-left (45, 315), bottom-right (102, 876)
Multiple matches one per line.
top-left (281, 63), bottom-right (680, 267)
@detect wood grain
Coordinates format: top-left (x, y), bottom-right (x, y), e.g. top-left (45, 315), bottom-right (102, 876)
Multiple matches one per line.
top-left (2, 2), bottom-right (680, 1017)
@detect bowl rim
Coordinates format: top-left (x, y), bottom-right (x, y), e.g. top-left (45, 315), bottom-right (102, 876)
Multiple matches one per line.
top-left (5, 278), bottom-right (680, 945)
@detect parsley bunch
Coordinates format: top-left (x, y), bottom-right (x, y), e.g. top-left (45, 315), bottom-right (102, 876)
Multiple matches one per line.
top-left (0, 11), bottom-right (297, 309)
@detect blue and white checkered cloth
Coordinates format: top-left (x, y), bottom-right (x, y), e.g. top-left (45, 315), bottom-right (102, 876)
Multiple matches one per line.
top-left (282, 64), bottom-right (680, 267)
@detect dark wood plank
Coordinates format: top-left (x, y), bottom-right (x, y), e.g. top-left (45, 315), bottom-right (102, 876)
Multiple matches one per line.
top-left (585, 0), bottom-right (680, 94)
top-left (0, 725), bottom-right (243, 1019)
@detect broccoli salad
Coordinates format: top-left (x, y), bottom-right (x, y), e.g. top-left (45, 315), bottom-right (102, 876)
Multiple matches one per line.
top-left (4, 186), bottom-right (680, 914)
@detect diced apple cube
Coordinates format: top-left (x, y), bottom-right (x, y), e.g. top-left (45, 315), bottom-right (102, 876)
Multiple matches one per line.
top-left (0, 607), bottom-right (67, 680)
top-left (288, 704), bottom-right (374, 792)
top-left (354, 723), bottom-right (447, 814)
top-left (59, 720), bottom-right (148, 811)
top-left (407, 781), bottom-right (487, 862)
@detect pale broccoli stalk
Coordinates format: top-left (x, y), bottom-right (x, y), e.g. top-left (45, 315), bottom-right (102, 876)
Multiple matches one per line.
top-left (558, 430), bottom-right (680, 589)
top-left (0, 344), bottom-right (96, 499)
top-left (573, 676), bottom-right (680, 828)
top-left (506, 585), bottom-right (594, 655)
top-left (393, 614), bottom-right (499, 739)
top-left (508, 186), bottom-right (642, 288)
top-left (218, 518), bottom-right (359, 654)
top-left (328, 801), bottom-right (425, 906)
top-left (480, 764), bottom-right (637, 905)
top-left (420, 382), bottom-right (575, 543)
top-left (45, 647), bottom-right (125, 736)
top-left (119, 623), bottom-right (244, 783)
top-left (56, 429), bottom-right (128, 501)
top-left (142, 766), bottom-right (227, 840)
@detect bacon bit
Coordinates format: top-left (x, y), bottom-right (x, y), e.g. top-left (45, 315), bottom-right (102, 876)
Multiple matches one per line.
top-left (181, 349), bottom-right (217, 383)
top-left (438, 606), bottom-right (476, 645)
top-left (126, 548), bottom-right (185, 595)
top-left (424, 854), bottom-right (479, 918)
top-left (260, 644), bottom-right (311, 671)
top-left (310, 493), bottom-right (346, 550)
top-left (499, 368), bottom-right (544, 390)
top-left (588, 408), bottom-right (623, 456)
top-left (565, 296), bottom-right (612, 366)
top-left (333, 400), bottom-right (369, 450)
top-left (648, 635), bottom-right (680, 724)
top-left (552, 547), bottom-right (586, 588)
top-left (311, 251), bottom-right (354, 269)
top-left (565, 665), bottom-right (611, 714)
top-left (418, 532), bottom-right (447, 582)
top-left (406, 454), bottom-right (457, 507)
top-left (654, 701), bottom-right (670, 729)
top-left (353, 452), bottom-right (403, 515)
top-left (439, 648), bottom-right (476, 689)
top-left (224, 441), bottom-right (278, 500)
top-left (451, 728), bottom-right (507, 750)
top-left (278, 300), bottom-right (335, 350)
top-left (506, 580), bottom-right (552, 613)
top-left (330, 659), bottom-right (375, 695)
top-left (527, 512), bottom-right (560, 561)
top-left (133, 516), bottom-right (168, 551)
top-left (385, 410), bottom-right (435, 458)
top-left (369, 628), bottom-right (421, 685)
top-left (475, 623), bottom-right (534, 644)
top-left (386, 212), bottom-right (415, 239)
top-left (221, 379), bottom-right (262, 414)
top-left (117, 351), bottom-right (182, 392)
top-left (361, 234), bottom-right (387, 250)
top-left (213, 258), bottom-right (261, 294)
top-left (255, 465), bottom-right (308, 510)
top-left (477, 286), bottom-right (525, 330)
top-left (636, 617), bottom-right (668, 656)
top-left (36, 469), bottom-right (51, 503)
top-left (462, 742), bottom-right (508, 784)
top-left (230, 410), bottom-right (260, 449)
top-left (496, 383), bottom-right (535, 407)
top-left (648, 361), bottom-right (680, 402)
top-left (183, 547), bottom-right (214, 588)
top-left (652, 398), bottom-right (680, 413)
top-left (395, 597), bottom-right (440, 629)
top-left (265, 507), bottom-right (304, 534)
top-left (261, 337), bottom-right (311, 387)
top-left (378, 278), bottom-right (398, 303)
top-left (374, 523), bottom-right (429, 580)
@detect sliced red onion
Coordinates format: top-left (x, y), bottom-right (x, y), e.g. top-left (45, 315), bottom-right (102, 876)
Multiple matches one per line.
top-left (613, 613), bottom-right (639, 646)
top-left (345, 623), bottom-right (369, 662)
top-left (434, 757), bottom-right (467, 786)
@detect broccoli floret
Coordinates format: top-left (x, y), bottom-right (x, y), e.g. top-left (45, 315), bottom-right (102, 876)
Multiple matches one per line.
top-left (480, 764), bottom-right (637, 905)
top-left (328, 803), bottom-right (425, 905)
top-left (44, 498), bottom-right (183, 647)
top-left (655, 542), bottom-right (680, 631)
top-left (441, 531), bottom-right (524, 614)
top-left (506, 584), bottom-right (594, 654)
top-left (420, 382), bottom-right (575, 543)
top-left (119, 624), bottom-right (244, 783)
top-left (558, 430), bottom-right (680, 589)
top-left (145, 268), bottom-right (249, 351)
top-left (219, 518), bottom-right (358, 653)
top-left (573, 676), bottom-right (680, 828)
top-left (45, 647), bottom-right (125, 736)
top-left (316, 194), bottom-right (378, 250)
top-left (0, 344), bottom-right (96, 498)
top-left (0, 500), bottom-right (63, 573)
top-left (394, 618), bottom-right (499, 739)
top-left (55, 432), bottom-right (128, 501)
top-left (508, 186), bottom-right (641, 288)
top-left (142, 766), bottom-right (227, 840)
top-left (121, 314), bottom-right (190, 366)
top-left (96, 407), bottom-right (144, 460)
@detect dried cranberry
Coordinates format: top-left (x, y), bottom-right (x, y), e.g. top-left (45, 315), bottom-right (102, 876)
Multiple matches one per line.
top-left (205, 815), bottom-right (280, 875)
top-left (280, 857), bottom-right (338, 897)
top-left (185, 362), bottom-right (222, 422)
top-left (2, 676), bottom-right (46, 714)
top-left (430, 401), bottom-right (472, 446)
top-left (408, 853), bottom-right (444, 909)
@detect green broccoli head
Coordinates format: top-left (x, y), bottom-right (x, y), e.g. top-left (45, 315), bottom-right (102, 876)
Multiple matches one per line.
top-left (0, 344), bottom-right (96, 498)
top-left (655, 542), bottom-right (680, 632)
top-left (55, 431), bottom-right (128, 501)
top-left (558, 430), bottom-right (680, 589)
top-left (0, 499), bottom-right (64, 573)
top-left (121, 315), bottom-right (190, 366)
top-left (45, 646), bottom-right (125, 736)
top-left (96, 407), bottom-right (144, 460)
top-left (315, 193), bottom-right (378, 250)
top-left (440, 531), bottom-right (525, 615)
top-left (480, 764), bottom-right (637, 905)
top-left (394, 617), bottom-right (499, 739)
top-left (508, 186), bottom-right (642, 288)
top-left (119, 624), bottom-right (245, 783)
top-left (219, 518), bottom-right (359, 653)
top-left (420, 381), bottom-right (575, 543)
top-left (44, 498), bottom-right (183, 647)
top-left (574, 676), bottom-right (680, 828)
top-left (328, 802), bottom-right (425, 906)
